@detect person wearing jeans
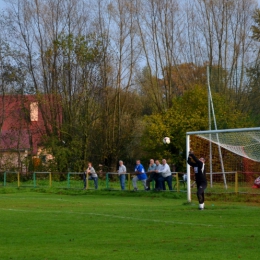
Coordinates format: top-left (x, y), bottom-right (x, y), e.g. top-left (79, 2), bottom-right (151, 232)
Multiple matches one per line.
top-left (132, 160), bottom-right (147, 191)
top-left (118, 160), bottom-right (127, 190)
top-left (157, 159), bottom-right (173, 191)
top-left (146, 159), bottom-right (161, 190)
top-left (84, 162), bottom-right (98, 189)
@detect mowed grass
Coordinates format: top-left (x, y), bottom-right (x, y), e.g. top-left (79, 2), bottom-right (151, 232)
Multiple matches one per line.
top-left (0, 189), bottom-right (260, 260)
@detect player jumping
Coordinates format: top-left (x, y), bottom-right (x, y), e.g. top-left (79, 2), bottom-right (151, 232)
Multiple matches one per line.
top-left (187, 150), bottom-right (207, 210)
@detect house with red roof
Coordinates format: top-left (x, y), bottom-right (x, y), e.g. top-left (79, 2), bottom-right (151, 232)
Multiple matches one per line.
top-left (0, 94), bottom-right (62, 172)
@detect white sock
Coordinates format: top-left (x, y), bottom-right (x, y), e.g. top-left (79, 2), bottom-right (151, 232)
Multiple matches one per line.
top-left (199, 203), bottom-right (204, 209)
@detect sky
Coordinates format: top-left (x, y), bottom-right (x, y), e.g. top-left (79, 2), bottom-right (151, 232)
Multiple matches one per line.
top-left (0, 0), bottom-right (5, 9)
top-left (0, 0), bottom-right (6, 12)
top-left (0, 0), bottom-right (260, 11)
top-left (0, 0), bottom-right (260, 8)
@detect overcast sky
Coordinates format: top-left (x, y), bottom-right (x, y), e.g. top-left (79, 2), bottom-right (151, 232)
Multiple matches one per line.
top-left (0, 0), bottom-right (260, 20)
top-left (0, 0), bottom-right (6, 11)
top-left (0, 0), bottom-right (260, 10)
top-left (0, 0), bottom-right (260, 7)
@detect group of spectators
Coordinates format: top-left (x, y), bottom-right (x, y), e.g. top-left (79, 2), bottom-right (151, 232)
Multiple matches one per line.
top-left (133, 159), bottom-right (173, 191)
top-left (83, 159), bottom-right (173, 191)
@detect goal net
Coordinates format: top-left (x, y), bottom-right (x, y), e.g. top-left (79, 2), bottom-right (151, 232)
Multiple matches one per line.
top-left (186, 127), bottom-right (260, 202)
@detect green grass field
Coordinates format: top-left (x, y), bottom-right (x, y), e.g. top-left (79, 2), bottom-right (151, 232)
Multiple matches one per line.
top-left (0, 188), bottom-right (260, 260)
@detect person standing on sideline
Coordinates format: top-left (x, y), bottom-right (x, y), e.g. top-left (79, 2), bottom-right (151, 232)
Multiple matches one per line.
top-left (84, 162), bottom-right (98, 190)
top-left (132, 160), bottom-right (147, 191)
top-left (145, 159), bottom-right (157, 190)
top-left (157, 159), bottom-right (173, 191)
top-left (118, 160), bottom-right (127, 190)
top-left (187, 150), bottom-right (207, 210)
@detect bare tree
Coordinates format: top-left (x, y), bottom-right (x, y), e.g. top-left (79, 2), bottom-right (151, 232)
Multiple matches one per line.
top-left (192, 0), bottom-right (257, 97)
top-left (86, 0), bottom-right (143, 168)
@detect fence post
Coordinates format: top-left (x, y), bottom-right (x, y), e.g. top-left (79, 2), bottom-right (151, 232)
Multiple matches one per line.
top-left (106, 173), bottom-right (109, 189)
top-left (176, 172), bottom-right (179, 192)
top-left (17, 172), bottom-right (20, 187)
top-left (33, 172), bottom-right (36, 188)
top-left (49, 172), bottom-right (52, 187)
top-left (3, 171), bottom-right (6, 187)
top-left (67, 173), bottom-right (70, 188)
top-left (128, 173), bottom-right (131, 191)
top-left (86, 173), bottom-right (89, 189)
top-left (235, 172), bottom-right (238, 193)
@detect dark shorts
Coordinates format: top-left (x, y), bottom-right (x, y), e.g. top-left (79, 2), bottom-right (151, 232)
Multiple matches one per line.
top-left (197, 182), bottom-right (207, 193)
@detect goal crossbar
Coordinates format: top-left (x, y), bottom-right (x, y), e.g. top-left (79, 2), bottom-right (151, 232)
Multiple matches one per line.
top-left (187, 127), bottom-right (260, 135)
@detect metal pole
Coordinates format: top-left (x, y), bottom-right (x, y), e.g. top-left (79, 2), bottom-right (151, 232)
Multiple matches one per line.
top-left (208, 84), bottom-right (227, 189)
top-left (106, 173), bottom-right (109, 189)
top-left (235, 172), bottom-right (238, 193)
top-left (4, 172), bottom-right (6, 186)
top-left (207, 65), bottom-right (213, 187)
top-left (67, 173), bottom-right (70, 188)
top-left (17, 172), bottom-right (20, 187)
top-left (186, 134), bottom-right (191, 202)
top-left (49, 172), bottom-right (52, 187)
top-left (128, 173), bottom-right (131, 191)
top-left (176, 172), bottom-right (179, 192)
top-left (207, 65), bottom-right (227, 189)
top-left (33, 172), bottom-right (36, 188)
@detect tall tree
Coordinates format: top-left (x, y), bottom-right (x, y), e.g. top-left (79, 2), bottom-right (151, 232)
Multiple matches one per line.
top-left (191, 0), bottom-right (257, 98)
top-left (136, 0), bottom-right (182, 111)
top-left (141, 86), bottom-right (254, 171)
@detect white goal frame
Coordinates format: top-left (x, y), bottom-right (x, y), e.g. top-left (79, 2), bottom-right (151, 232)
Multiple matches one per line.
top-left (186, 127), bottom-right (260, 202)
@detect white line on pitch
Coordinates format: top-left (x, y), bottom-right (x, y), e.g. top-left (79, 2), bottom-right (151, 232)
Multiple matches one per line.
top-left (0, 208), bottom-right (258, 228)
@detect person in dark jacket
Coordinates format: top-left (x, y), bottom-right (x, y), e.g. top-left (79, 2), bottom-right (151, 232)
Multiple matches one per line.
top-left (187, 150), bottom-right (207, 210)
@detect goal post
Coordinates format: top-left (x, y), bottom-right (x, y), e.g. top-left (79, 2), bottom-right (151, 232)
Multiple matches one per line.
top-left (186, 134), bottom-right (191, 202)
top-left (186, 127), bottom-right (260, 202)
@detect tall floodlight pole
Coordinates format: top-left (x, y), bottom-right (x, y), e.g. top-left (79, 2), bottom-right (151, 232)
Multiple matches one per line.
top-left (207, 65), bottom-right (227, 189)
top-left (207, 65), bottom-right (213, 187)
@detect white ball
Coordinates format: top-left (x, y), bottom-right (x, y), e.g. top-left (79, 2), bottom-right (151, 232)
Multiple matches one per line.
top-left (163, 137), bottom-right (170, 144)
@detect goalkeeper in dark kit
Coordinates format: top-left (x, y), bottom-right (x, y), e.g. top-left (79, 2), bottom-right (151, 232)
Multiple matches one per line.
top-left (187, 150), bottom-right (207, 210)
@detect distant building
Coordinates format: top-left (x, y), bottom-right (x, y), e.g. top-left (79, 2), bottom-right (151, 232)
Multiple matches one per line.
top-left (0, 95), bottom-right (62, 172)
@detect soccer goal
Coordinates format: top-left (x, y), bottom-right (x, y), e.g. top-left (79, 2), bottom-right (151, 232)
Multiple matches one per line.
top-left (186, 127), bottom-right (260, 202)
